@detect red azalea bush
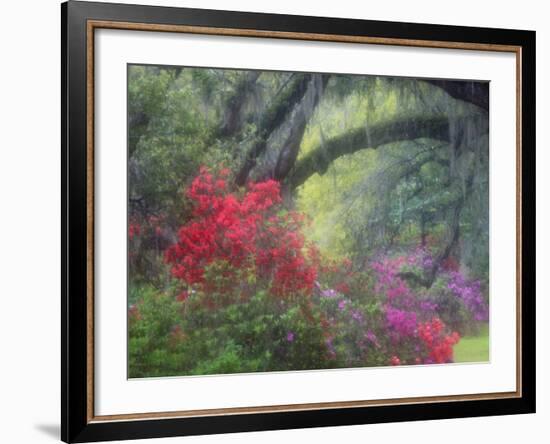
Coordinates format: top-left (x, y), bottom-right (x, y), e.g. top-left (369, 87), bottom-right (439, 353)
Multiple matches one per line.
top-left (164, 167), bottom-right (317, 300)
top-left (418, 317), bottom-right (461, 364)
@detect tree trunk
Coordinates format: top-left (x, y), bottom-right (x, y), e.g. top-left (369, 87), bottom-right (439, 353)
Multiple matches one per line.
top-left (218, 71), bottom-right (261, 138)
top-left (235, 74), bottom-right (312, 185)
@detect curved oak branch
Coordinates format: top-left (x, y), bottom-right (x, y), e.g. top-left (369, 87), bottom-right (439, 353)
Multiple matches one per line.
top-left (289, 114), bottom-right (488, 189)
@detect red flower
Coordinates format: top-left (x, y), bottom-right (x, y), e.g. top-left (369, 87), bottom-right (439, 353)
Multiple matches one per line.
top-left (128, 304), bottom-right (141, 321)
top-left (176, 291), bottom-right (189, 302)
top-left (442, 256), bottom-right (460, 272)
top-left (390, 356), bottom-right (401, 366)
top-left (129, 223), bottom-right (141, 240)
top-left (165, 167), bottom-right (318, 299)
top-left (418, 317), bottom-right (460, 363)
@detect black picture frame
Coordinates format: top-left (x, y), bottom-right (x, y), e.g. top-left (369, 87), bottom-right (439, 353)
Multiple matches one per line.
top-left (62, 1), bottom-right (536, 442)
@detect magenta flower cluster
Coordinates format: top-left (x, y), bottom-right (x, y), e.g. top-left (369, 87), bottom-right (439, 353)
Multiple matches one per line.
top-left (446, 271), bottom-right (489, 321)
top-left (307, 247), bottom-right (486, 367)
top-left (385, 306), bottom-right (417, 337)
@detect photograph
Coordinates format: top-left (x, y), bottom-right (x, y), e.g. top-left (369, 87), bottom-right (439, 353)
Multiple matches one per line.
top-left (127, 65), bottom-right (490, 378)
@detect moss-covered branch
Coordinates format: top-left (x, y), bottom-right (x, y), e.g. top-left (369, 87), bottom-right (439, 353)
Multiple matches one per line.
top-left (235, 74), bottom-right (312, 185)
top-left (424, 80), bottom-right (489, 112)
top-left (289, 115), bottom-right (488, 189)
top-left (218, 71), bottom-right (261, 138)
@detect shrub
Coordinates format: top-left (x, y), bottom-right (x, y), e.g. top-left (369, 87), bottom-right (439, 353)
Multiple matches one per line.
top-left (164, 167), bottom-right (317, 300)
top-left (128, 171), bottom-right (488, 376)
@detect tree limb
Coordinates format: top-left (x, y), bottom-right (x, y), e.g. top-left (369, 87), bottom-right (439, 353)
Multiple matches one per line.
top-left (235, 74), bottom-right (312, 185)
top-left (289, 114), bottom-right (488, 189)
top-left (218, 71), bottom-right (261, 138)
top-left (424, 80), bottom-right (489, 112)
top-left (274, 74), bottom-right (330, 181)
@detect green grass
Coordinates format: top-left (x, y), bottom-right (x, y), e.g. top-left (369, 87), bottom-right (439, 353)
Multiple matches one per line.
top-left (454, 324), bottom-right (489, 363)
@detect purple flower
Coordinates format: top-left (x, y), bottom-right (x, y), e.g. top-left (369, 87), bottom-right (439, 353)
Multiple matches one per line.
top-left (365, 330), bottom-right (380, 348)
top-left (351, 309), bottom-right (364, 323)
top-left (325, 337), bottom-right (336, 357)
top-left (286, 331), bottom-right (295, 342)
top-left (420, 300), bottom-right (438, 312)
top-left (447, 271), bottom-right (489, 321)
top-left (338, 299), bottom-right (347, 310)
top-left (385, 306), bottom-right (417, 337)
top-left (421, 254), bottom-right (434, 270)
top-left (321, 288), bottom-right (338, 298)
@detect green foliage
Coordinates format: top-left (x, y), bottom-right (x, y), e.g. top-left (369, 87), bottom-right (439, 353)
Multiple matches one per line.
top-left (128, 286), bottom-right (182, 378)
top-left (128, 285), bottom-right (329, 377)
top-left (128, 66), bottom-right (236, 223)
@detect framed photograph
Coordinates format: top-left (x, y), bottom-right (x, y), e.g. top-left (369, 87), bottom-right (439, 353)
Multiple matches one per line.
top-left (62, 1), bottom-right (535, 442)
